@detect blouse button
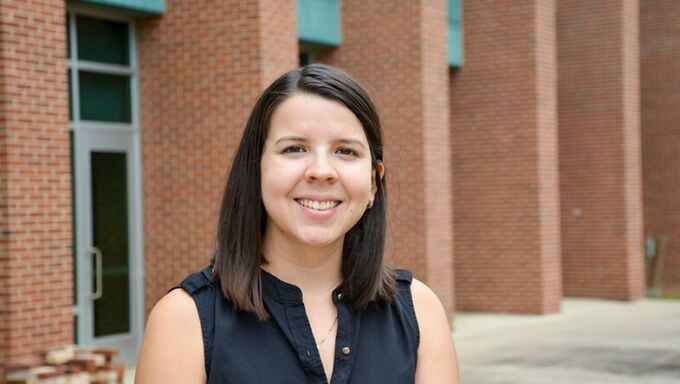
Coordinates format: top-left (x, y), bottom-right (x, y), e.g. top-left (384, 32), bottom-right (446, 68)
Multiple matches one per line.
top-left (341, 346), bottom-right (351, 355)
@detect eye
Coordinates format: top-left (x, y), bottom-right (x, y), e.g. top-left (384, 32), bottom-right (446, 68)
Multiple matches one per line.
top-left (336, 147), bottom-right (358, 157)
top-left (282, 145), bottom-right (306, 154)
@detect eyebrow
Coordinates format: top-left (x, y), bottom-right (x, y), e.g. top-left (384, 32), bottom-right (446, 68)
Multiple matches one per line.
top-left (274, 135), bottom-right (367, 150)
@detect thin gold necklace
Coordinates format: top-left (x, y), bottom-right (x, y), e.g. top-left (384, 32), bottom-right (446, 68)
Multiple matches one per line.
top-left (316, 315), bottom-right (338, 349)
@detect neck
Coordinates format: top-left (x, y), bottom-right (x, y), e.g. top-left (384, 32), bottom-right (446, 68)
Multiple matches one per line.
top-left (261, 227), bottom-right (343, 295)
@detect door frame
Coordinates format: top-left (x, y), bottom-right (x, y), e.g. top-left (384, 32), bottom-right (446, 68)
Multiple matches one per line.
top-left (73, 129), bottom-right (144, 360)
top-left (68, 5), bottom-right (145, 365)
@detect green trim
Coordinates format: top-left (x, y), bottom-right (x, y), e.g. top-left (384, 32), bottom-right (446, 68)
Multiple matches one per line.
top-left (448, 0), bottom-right (464, 67)
top-left (297, 0), bottom-right (342, 47)
top-left (77, 0), bottom-right (164, 15)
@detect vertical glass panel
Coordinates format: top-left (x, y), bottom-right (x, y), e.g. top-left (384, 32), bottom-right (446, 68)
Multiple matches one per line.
top-left (91, 151), bottom-right (130, 337)
top-left (79, 71), bottom-right (131, 123)
top-left (77, 15), bottom-right (129, 65)
top-left (299, 51), bottom-right (314, 66)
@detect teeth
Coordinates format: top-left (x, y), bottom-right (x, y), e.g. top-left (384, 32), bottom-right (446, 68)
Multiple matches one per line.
top-left (297, 199), bottom-right (339, 211)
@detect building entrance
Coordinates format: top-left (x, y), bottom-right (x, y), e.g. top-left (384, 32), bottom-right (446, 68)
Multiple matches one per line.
top-left (68, 10), bottom-right (144, 365)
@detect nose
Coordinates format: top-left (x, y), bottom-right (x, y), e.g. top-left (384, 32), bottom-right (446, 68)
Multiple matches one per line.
top-left (304, 152), bottom-right (338, 183)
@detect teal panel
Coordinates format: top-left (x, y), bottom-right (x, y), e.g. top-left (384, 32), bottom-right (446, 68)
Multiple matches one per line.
top-left (77, 15), bottom-right (130, 65)
top-left (448, 0), bottom-right (464, 67)
top-left (79, 71), bottom-right (132, 123)
top-left (297, 0), bottom-right (342, 47)
top-left (78, 0), bottom-right (164, 15)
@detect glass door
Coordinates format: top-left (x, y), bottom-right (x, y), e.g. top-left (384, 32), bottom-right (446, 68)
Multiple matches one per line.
top-left (68, 9), bottom-right (143, 366)
top-left (74, 129), bottom-right (142, 365)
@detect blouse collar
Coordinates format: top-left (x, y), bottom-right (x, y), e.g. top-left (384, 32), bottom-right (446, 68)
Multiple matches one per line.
top-left (260, 268), bottom-right (345, 306)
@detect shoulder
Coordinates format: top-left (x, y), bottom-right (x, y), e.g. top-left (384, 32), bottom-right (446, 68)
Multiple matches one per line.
top-left (392, 270), bottom-right (442, 321)
top-left (409, 277), bottom-right (449, 341)
top-left (410, 277), bottom-right (443, 316)
top-left (410, 278), bottom-right (460, 383)
top-left (135, 289), bottom-right (206, 384)
top-left (150, 288), bottom-right (202, 329)
top-left (178, 266), bottom-right (217, 296)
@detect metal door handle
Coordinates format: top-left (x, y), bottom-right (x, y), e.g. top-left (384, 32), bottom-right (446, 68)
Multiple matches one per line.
top-left (89, 246), bottom-right (103, 300)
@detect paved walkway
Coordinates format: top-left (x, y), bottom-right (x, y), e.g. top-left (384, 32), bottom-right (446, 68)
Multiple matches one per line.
top-left (454, 298), bottom-right (680, 383)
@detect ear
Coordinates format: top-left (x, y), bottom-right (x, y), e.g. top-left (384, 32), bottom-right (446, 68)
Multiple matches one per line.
top-left (371, 162), bottom-right (385, 196)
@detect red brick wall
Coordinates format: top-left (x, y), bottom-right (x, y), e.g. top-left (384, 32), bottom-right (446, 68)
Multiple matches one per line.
top-left (420, 0), bottom-right (455, 317)
top-left (259, 0), bottom-right (298, 88)
top-left (317, 0), bottom-right (455, 316)
top-left (450, 0), bottom-right (561, 314)
top-left (0, 0), bottom-right (72, 369)
top-left (558, 0), bottom-right (645, 300)
top-left (535, 0), bottom-right (562, 312)
top-left (641, 1), bottom-right (680, 291)
top-left (137, 0), bottom-right (298, 314)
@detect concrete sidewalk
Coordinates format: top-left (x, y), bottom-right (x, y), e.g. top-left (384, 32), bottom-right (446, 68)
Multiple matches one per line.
top-left (453, 298), bottom-right (680, 383)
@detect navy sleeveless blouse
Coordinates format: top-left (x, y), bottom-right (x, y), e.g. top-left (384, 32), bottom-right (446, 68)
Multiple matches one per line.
top-left (174, 266), bottom-right (419, 384)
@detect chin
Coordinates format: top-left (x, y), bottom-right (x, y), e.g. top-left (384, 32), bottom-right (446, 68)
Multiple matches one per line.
top-left (296, 229), bottom-right (342, 247)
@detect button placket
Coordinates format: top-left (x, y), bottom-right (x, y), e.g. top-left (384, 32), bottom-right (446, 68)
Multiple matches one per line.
top-left (329, 294), bottom-right (360, 384)
top-left (286, 303), bottom-right (327, 381)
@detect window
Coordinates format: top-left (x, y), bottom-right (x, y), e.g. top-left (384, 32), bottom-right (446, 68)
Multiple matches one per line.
top-left (68, 13), bottom-right (136, 126)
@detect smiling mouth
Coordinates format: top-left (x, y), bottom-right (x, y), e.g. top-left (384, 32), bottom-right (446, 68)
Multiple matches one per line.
top-left (295, 199), bottom-right (341, 211)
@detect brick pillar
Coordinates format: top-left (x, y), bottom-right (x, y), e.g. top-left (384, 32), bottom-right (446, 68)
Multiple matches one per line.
top-left (317, 0), bottom-right (455, 316)
top-left (641, 1), bottom-right (680, 292)
top-left (450, 0), bottom-right (561, 313)
top-left (558, 0), bottom-right (645, 300)
top-left (0, 0), bottom-right (72, 368)
top-left (137, 0), bottom-right (298, 314)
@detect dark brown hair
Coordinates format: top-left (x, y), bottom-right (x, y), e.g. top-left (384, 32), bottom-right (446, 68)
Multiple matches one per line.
top-left (212, 64), bottom-right (396, 320)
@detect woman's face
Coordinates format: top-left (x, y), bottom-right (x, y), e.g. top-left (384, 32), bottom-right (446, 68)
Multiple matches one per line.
top-left (260, 93), bottom-right (379, 248)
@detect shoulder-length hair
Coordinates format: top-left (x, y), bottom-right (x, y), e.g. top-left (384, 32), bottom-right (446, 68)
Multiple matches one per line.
top-left (212, 63), bottom-right (396, 320)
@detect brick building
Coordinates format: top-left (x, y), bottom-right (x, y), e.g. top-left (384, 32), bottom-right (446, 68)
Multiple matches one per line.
top-left (0, 0), bottom-right (678, 369)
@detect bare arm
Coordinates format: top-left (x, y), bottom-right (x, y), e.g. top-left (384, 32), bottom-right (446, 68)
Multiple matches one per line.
top-left (135, 289), bottom-right (206, 384)
top-left (412, 278), bottom-right (460, 383)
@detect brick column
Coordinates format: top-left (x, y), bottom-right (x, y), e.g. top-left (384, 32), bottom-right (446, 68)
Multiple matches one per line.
top-left (450, 0), bottom-right (561, 313)
top-left (0, 0), bottom-right (72, 367)
top-left (558, 0), bottom-right (645, 300)
top-left (641, 1), bottom-right (680, 292)
top-left (317, 0), bottom-right (455, 316)
top-left (137, 0), bottom-right (298, 314)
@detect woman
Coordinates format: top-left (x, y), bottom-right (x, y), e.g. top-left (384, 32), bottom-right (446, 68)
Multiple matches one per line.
top-left (135, 64), bottom-right (459, 383)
